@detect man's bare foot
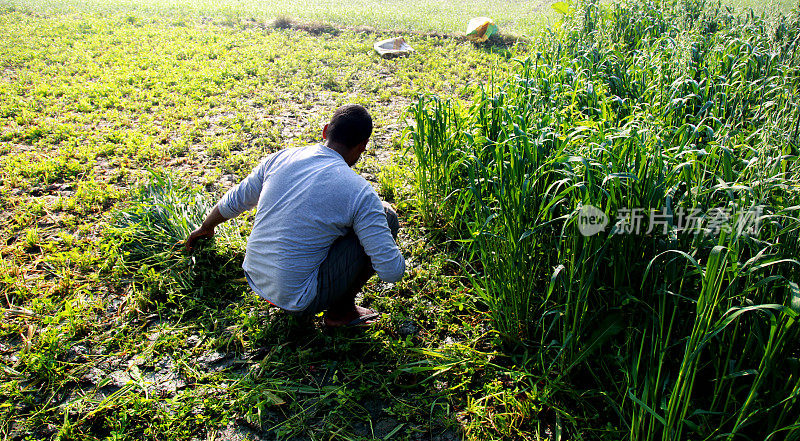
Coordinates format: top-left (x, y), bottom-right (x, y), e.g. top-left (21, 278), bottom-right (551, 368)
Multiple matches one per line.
top-left (324, 305), bottom-right (380, 327)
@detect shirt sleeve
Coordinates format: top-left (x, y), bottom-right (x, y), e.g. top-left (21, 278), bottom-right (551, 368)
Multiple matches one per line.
top-left (352, 186), bottom-right (406, 283)
top-left (217, 156), bottom-right (270, 219)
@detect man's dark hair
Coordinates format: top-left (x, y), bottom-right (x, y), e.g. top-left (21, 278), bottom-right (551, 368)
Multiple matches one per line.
top-left (327, 104), bottom-right (372, 149)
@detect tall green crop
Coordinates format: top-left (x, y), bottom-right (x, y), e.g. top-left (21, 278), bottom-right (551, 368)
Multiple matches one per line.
top-left (407, 0), bottom-right (800, 438)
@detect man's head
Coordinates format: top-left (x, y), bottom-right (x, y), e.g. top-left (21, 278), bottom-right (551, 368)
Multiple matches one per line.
top-left (323, 104), bottom-right (372, 166)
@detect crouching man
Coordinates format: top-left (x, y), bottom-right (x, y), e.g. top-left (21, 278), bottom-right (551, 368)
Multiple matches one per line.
top-left (184, 104), bottom-right (405, 327)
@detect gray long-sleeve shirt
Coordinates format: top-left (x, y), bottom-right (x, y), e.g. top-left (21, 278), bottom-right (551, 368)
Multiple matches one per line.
top-left (217, 143), bottom-right (405, 311)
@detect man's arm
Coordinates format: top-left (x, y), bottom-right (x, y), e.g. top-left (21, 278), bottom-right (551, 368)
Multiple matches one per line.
top-left (184, 154), bottom-right (275, 252)
top-left (184, 204), bottom-right (228, 252)
top-left (352, 189), bottom-right (405, 282)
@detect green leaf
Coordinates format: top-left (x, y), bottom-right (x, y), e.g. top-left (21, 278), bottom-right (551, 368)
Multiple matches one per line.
top-left (721, 369), bottom-right (758, 381)
top-left (627, 389), bottom-right (666, 426)
top-left (789, 281), bottom-right (800, 313)
top-left (262, 391), bottom-right (286, 406)
top-left (383, 423), bottom-right (406, 440)
top-left (565, 313), bottom-right (625, 372)
top-left (552, 1), bottom-right (571, 14)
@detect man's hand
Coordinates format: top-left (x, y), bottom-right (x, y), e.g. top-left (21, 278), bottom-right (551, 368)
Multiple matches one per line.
top-left (184, 204), bottom-right (229, 252)
top-left (184, 226), bottom-right (215, 252)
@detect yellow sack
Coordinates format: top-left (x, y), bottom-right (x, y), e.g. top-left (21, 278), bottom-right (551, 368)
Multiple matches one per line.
top-left (466, 17), bottom-right (498, 42)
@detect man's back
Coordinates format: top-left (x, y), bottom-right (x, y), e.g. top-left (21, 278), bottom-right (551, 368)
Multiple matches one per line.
top-left (217, 143), bottom-right (405, 311)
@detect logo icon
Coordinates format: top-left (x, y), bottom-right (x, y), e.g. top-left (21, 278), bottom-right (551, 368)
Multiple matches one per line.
top-left (577, 204), bottom-right (608, 236)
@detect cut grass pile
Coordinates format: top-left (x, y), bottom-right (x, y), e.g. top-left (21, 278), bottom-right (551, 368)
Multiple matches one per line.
top-left (409, 0), bottom-right (800, 439)
top-left (105, 170), bottom-right (247, 302)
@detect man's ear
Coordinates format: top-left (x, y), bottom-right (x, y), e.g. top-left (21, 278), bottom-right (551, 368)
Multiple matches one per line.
top-left (322, 124), bottom-right (329, 140)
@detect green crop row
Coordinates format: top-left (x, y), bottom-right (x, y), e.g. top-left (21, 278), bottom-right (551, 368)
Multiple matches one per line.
top-left (408, 0), bottom-right (800, 439)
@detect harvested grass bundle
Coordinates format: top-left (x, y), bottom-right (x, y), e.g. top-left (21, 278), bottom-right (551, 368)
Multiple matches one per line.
top-left (105, 171), bottom-right (245, 304)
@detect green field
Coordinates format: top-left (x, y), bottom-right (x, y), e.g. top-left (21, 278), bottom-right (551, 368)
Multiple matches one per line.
top-left (2, 0), bottom-right (800, 440)
top-left (3, 0), bottom-right (797, 35)
top-left (3, 0), bottom-right (558, 35)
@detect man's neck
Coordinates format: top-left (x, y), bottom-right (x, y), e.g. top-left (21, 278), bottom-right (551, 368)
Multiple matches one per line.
top-left (324, 142), bottom-right (354, 166)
